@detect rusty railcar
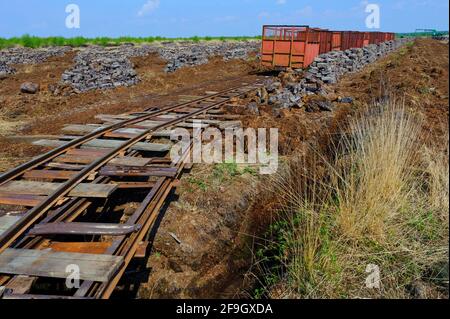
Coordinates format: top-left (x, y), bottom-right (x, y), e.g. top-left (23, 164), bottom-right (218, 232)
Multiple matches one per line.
top-left (261, 25), bottom-right (396, 69)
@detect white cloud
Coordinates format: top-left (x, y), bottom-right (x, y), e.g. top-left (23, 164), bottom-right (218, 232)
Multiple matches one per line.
top-left (138, 0), bottom-right (160, 17)
top-left (276, 0), bottom-right (286, 5)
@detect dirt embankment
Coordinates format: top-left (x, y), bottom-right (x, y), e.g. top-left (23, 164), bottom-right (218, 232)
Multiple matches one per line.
top-left (238, 39), bottom-right (448, 154)
top-left (234, 39), bottom-right (449, 237)
top-left (336, 39), bottom-right (449, 148)
top-left (133, 39), bottom-right (448, 299)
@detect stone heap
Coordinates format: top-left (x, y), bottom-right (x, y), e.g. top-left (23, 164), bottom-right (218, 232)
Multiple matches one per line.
top-left (0, 61), bottom-right (16, 77)
top-left (61, 45), bottom-right (155, 92)
top-left (223, 42), bottom-right (260, 61)
top-left (61, 41), bottom-right (259, 92)
top-left (158, 41), bottom-right (260, 72)
top-left (158, 44), bottom-right (209, 73)
top-left (260, 39), bottom-right (410, 110)
top-left (0, 46), bottom-right (71, 65)
top-left (305, 39), bottom-right (409, 85)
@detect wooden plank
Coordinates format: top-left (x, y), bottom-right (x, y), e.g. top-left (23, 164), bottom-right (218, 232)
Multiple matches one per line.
top-left (148, 158), bottom-right (173, 164)
top-left (107, 114), bottom-right (139, 120)
top-left (32, 139), bottom-right (74, 148)
top-left (0, 193), bottom-right (46, 207)
top-left (66, 148), bottom-right (110, 157)
top-left (59, 135), bottom-right (86, 141)
top-left (219, 121), bottom-right (242, 129)
top-left (94, 114), bottom-right (137, 121)
top-left (33, 139), bottom-right (171, 153)
top-left (5, 275), bottom-right (37, 294)
top-left (178, 95), bottom-right (203, 100)
top-left (109, 156), bottom-right (151, 167)
top-left (23, 170), bottom-right (77, 180)
top-left (115, 182), bottom-right (156, 189)
top-left (129, 120), bottom-right (163, 129)
top-left (74, 139), bottom-right (171, 152)
top-left (49, 242), bottom-right (111, 255)
top-left (46, 162), bottom-right (86, 171)
top-left (206, 109), bottom-right (224, 115)
top-left (0, 181), bottom-right (117, 198)
top-left (54, 154), bottom-right (96, 164)
top-left (128, 127), bottom-right (173, 137)
top-left (175, 122), bottom-right (210, 129)
top-left (186, 119), bottom-right (222, 125)
top-left (154, 115), bottom-right (179, 120)
top-left (100, 166), bottom-right (177, 178)
top-left (63, 125), bottom-right (146, 139)
top-left (62, 124), bottom-right (103, 135)
top-left (5, 135), bottom-right (61, 144)
top-left (128, 112), bottom-right (150, 116)
top-left (0, 215), bottom-right (21, 236)
top-left (0, 249), bottom-right (124, 282)
top-left (29, 222), bottom-right (141, 236)
top-left (0, 211), bottom-right (24, 218)
top-left (172, 107), bottom-right (203, 114)
top-left (104, 132), bottom-right (137, 139)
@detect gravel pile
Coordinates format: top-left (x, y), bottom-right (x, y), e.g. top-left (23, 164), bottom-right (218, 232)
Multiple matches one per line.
top-left (305, 39), bottom-right (410, 85)
top-left (158, 44), bottom-right (209, 73)
top-left (0, 61), bottom-right (16, 77)
top-left (253, 39), bottom-right (410, 111)
top-left (61, 45), bottom-right (156, 92)
top-left (158, 41), bottom-right (259, 72)
top-left (0, 46), bottom-right (71, 65)
top-left (61, 41), bottom-right (259, 92)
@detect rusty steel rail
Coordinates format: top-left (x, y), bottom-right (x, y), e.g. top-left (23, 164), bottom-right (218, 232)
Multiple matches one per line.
top-left (0, 82), bottom-right (254, 186)
top-left (0, 80), bottom-right (264, 299)
top-left (0, 81), bottom-right (262, 253)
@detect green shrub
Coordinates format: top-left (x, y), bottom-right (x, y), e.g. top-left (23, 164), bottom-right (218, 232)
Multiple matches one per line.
top-left (0, 35), bottom-right (261, 49)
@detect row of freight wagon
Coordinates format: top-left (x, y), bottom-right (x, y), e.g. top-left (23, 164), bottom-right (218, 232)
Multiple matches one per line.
top-left (261, 25), bottom-right (396, 69)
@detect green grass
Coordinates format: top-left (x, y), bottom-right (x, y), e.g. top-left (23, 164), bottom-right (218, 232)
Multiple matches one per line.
top-left (187, 177), bottom-right (208, 192)
top-left (0, 34), bottom-right (262, 49)
top-left (396, 31), bottom-right (449, 38)
top-left (213, 162), bottom-right (240, 180)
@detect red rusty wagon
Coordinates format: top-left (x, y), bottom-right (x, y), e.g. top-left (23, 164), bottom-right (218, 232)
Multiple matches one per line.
top-left (261, 25), bottom-right (311, 69)
top-left (261, 25), bottom-right (396, 69)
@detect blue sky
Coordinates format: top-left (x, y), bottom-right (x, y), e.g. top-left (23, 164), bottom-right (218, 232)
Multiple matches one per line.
top-left (0, 0), bottom-right (448, 38)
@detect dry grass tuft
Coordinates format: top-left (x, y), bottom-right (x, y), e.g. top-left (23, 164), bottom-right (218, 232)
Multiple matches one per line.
top-left (252, 100), bottom-right (449, 299)
top-left (422, 129), bottom-right (449, 218)
top-left (333, 104), bottom-right (420, 241)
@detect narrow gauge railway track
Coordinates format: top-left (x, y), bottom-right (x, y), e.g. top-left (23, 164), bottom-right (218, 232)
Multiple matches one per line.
top-left (0, 80), bottom-right (264, 299)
